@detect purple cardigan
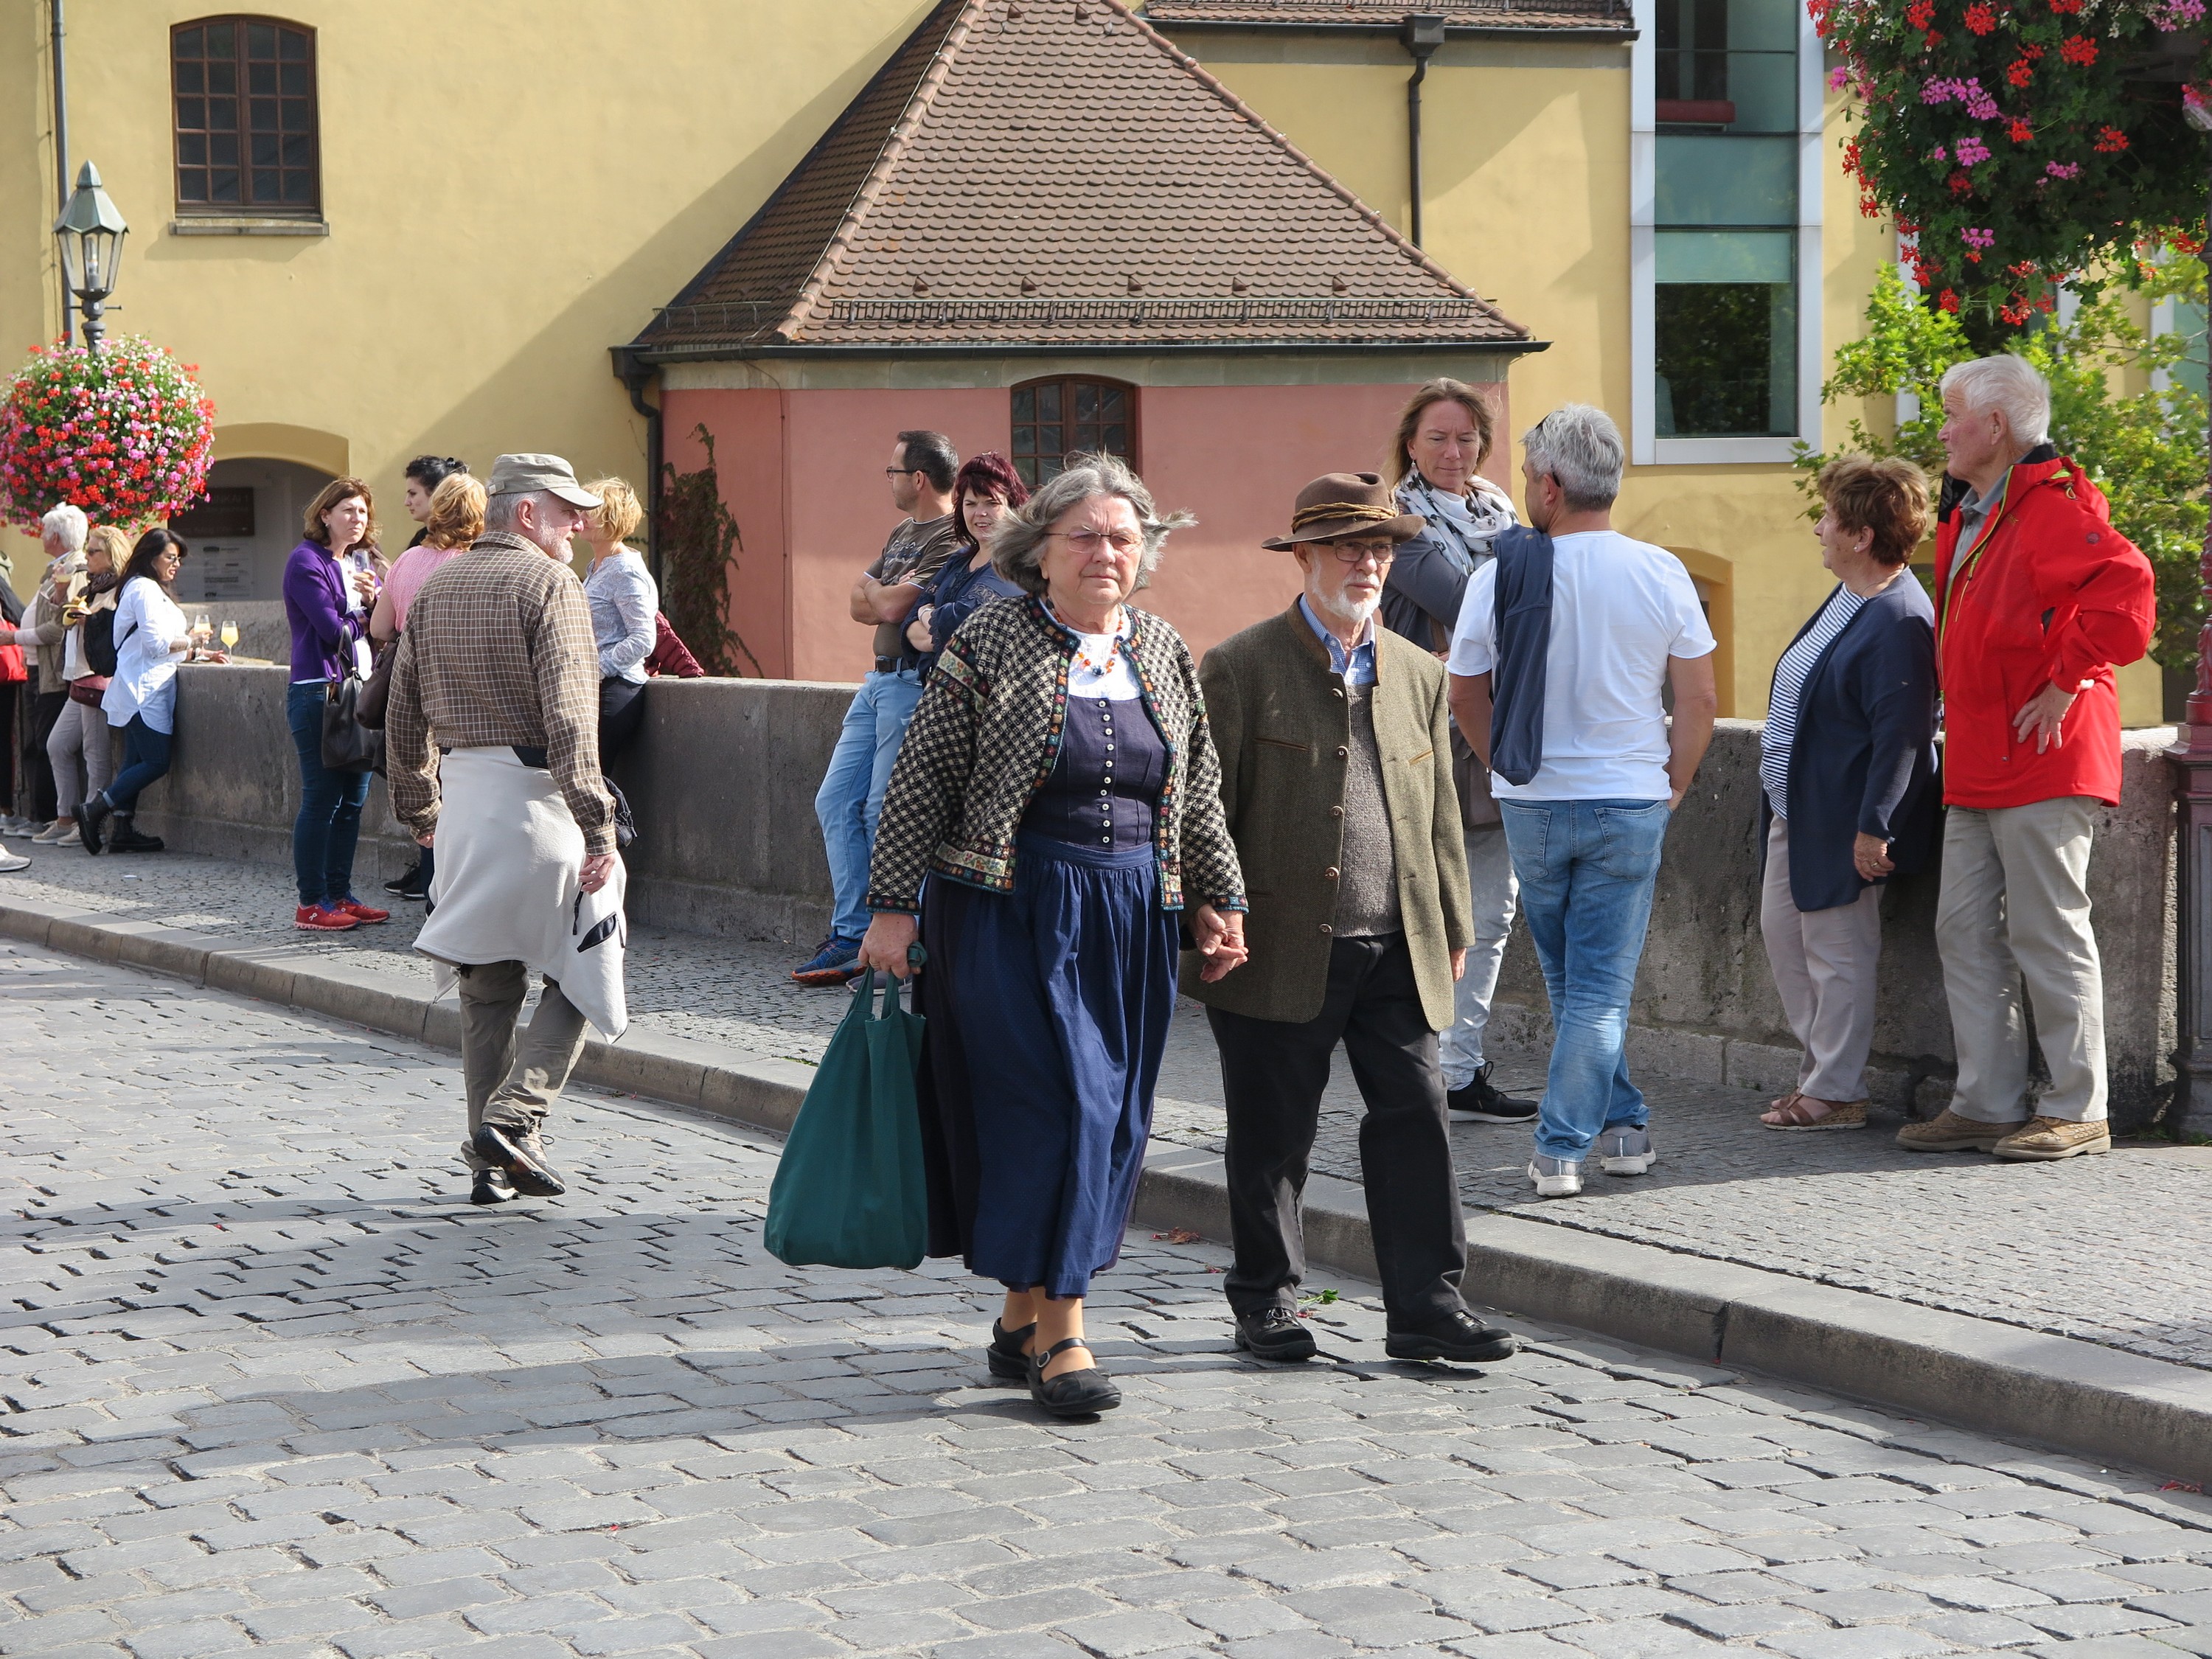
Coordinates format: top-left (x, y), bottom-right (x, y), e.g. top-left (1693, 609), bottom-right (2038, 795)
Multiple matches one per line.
top-left (282, 540), bottom-right (363, 681)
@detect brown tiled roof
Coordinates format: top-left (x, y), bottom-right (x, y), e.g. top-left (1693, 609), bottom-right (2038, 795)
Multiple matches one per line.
top-left (1141, 0), bottom-right (1633, 31)
top-left (636, 0), bottom-right (1531, 356)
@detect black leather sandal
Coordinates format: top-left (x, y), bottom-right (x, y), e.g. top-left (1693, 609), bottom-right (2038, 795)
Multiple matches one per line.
top-left (1026, 1336), bottom-right (1121, 1418)
top-left (987, 1318), bottom-right (1035, 1382)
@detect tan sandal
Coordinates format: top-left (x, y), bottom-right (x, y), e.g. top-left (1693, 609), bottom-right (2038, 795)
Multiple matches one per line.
top-left (1761, 1090), bottom-right (1804, 1120)
top-left (1761, 1096), bottom-right (1868, 1130)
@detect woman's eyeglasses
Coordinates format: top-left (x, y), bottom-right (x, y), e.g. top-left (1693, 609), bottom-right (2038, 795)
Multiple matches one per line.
top-left (1051, 529), bottom-right (1144, 557)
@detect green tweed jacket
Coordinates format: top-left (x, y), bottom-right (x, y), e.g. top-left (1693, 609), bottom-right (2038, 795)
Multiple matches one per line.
top-left (1181, 605), bottom-right (1471, 1029)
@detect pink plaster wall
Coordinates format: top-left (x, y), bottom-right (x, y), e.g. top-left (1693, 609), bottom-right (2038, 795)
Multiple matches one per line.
top-left (668, 376), bottom-right (1512, 679)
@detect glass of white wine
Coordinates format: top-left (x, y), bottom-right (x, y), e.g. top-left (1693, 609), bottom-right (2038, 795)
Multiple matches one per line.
top-left (219, 619), bottom-right (239, 653)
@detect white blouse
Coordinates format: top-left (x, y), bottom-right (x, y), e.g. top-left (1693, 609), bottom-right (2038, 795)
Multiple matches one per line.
top-left (101, 577), bottom-right (187, 734)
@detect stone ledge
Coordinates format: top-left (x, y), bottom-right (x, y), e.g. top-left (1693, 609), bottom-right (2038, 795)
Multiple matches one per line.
top-left (9, 894), bottom-right (2207, 1489)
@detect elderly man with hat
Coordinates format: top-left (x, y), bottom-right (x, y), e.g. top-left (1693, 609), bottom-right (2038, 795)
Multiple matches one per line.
top-left (387, 453), bottom-right (629, 1208)
top-left (1187, 472), bottom-right (1517, 1366)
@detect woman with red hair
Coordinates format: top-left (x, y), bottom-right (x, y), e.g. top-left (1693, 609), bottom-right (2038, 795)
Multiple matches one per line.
top-left (905, 451), bottom-right (1030, 671)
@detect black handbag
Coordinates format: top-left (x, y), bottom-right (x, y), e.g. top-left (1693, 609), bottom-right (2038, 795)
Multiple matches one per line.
top-left (321, 672), bottom-right (383, 773)
top-left (355, 638), bottom-right (397, 731)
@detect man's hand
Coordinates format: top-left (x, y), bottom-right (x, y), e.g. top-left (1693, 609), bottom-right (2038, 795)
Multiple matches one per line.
top-left (580, 853), bottom-right (615, 894)
top-left (2013, 681), bottom-right (2080, 753)
top-left (1192, 903), bottom-right (1248, 982)
top-left (858, 911), bottom-right (921, 978)
top-left (1853, 832), bottom-right (1893, 881)
top-left (1450, 946), bottom-right (1468, 983)
top-left (416, 830), bottom-right (435, 849)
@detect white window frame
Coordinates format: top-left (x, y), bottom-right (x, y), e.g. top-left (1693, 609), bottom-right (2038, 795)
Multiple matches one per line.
top-left (1631, 0), bottom-right (1825, 465)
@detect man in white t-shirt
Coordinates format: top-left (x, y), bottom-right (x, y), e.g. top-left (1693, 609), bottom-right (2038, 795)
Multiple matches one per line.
top-left (1446, 405), bottom-right (1718, 1199)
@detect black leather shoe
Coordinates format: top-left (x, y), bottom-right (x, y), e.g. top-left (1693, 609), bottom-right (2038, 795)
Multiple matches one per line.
top-left (472, 1123), bottom-right (566, 1197)
top-left (1385, 1308), bottom-right (1519, 1363)
top-left (1027, 1337), bottom-right (1120, 1418)
top-left (987, 1318), bottom-right (1035, 1382)
top-left (386, 864), bottom-right (431, 900)
top-left (1449, 1064), bottom-right (1539, 1124)
top-left (105, 815), bottom-right (164, 854)
top-left (77, 792), bottom-right (111, 855)
top-left (470, 1168), bottom-right (515, 1206)
top-left (1234, 1305), bottom-right (1318, 1363)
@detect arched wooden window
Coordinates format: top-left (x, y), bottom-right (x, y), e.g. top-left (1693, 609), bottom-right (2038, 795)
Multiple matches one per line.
top-left (172, 18), bottom-right (319, 215)
top-left (1009, 378), bottom-right (1137, 486)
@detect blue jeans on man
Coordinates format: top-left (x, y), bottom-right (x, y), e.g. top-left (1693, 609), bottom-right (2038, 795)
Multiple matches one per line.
top-left (286, 680), bottom-right (372, 908)
top-left (1498, 797), bottom-right (1670, 1163)
top-left (815, 667), bottom-right (925, 944)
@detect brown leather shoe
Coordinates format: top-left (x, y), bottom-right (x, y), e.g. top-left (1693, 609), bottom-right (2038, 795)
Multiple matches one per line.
top-left (1994, 1116), bottom-right (2112, 1161)
top-left (1895, 1108), bottom-right (2008, 1153)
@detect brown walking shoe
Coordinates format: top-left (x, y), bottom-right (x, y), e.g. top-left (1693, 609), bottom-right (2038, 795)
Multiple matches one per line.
top-left (1895, 1109), bottom-right (2008, 1153)
top-left (1994, 1116), bottom-right (2112, 1161)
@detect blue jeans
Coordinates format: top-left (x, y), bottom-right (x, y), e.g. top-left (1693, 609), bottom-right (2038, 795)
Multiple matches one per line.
top-left (107, 716), bottom-right (172, 811)
top-left (286, 680), bottom-right (371, 908)
top-left (815, 668), bottom-right (924, 942)
top-left (1499, 798), bottom-right (1672, 1162)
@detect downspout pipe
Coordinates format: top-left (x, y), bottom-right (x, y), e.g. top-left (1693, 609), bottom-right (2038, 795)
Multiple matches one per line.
top-left (1402, 14), bottom-right (1447, 248)
top-left (50, 0), bottom-right (72, 342)
top-left (610, 344), bottom-right (664, 585)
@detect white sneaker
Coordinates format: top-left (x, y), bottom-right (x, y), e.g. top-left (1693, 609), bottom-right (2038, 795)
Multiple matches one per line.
top-left (0, 844), bottom-right (30, 872)
top-left (1596, 1126), bottom-right (1657, 1175)
top-left (1529, 1155), bottom-right (1584, 1197)
top-left (32, 822), bottom-right (72, 844)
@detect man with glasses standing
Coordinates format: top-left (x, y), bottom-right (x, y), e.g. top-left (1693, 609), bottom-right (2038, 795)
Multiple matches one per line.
top-left (1188, 473), bottom-right (1517, 1368)
top-left (793, 430), bottom-right (961, 985)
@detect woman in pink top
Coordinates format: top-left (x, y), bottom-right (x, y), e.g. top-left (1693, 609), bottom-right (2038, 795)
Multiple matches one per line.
top-left (370, 473), bottom-right (485, 644)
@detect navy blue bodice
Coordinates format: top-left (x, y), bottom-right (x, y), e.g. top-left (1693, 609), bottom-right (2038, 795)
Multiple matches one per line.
top-left (1020, 695), bottom-right (1166, 850)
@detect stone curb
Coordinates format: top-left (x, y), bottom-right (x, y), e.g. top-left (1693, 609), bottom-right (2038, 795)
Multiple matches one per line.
top-left (12, 894), bottom-right (2210, 1489)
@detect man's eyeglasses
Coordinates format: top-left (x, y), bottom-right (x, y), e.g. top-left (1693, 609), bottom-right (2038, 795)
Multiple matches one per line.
top-left (1051, 529), bottom-right (1144, 557)
top-left (1326, 540), bottom-right (1397, 567)
top-left (884, 465), bottom-right (922, 477)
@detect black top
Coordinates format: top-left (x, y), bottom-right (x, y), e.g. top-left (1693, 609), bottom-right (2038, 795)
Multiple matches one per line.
top-left (922, 550), bottom-right (1024, 669)
top-left (1019, 693), bottom-right (1166, 850)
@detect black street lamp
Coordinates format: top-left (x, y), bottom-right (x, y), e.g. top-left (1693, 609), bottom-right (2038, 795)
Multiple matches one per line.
top-left (53, 160), bottom-right (126, 350)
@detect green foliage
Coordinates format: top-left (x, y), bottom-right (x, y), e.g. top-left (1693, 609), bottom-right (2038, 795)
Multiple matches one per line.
top-left (1798, 261), bottom-right (2208, 667)
top-left (656, 424), bottom-right (762, 678)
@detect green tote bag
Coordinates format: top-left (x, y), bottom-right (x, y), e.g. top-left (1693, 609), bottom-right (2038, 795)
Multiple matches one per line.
top-left (764, 968), bottom-right (930, 1271)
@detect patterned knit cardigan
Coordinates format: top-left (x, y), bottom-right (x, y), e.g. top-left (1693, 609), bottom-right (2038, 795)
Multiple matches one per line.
top-left (864, 594), bottom-right (1246, 915)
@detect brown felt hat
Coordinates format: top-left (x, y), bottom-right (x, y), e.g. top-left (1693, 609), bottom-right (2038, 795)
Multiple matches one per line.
top-left (1260, 471), bottom-right (1426, 551)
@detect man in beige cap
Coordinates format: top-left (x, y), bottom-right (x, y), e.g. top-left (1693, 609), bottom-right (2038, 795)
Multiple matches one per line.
top-left (1187, 471), bottom-right (1514, 1369)
top-left (388, 453), bottom-right (626, 1207)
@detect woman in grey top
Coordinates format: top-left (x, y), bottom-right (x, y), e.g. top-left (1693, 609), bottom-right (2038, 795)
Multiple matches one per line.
top-left (579, 479), bottom-right (659, 764)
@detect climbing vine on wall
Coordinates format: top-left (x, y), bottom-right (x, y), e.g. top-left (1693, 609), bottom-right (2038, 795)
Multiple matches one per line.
top-left (656, 425), bottom-right (760, 678)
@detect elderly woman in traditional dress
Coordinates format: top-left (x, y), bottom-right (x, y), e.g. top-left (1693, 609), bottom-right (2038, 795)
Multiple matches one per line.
top-left (859, 453), bottom-right (1247, 1419)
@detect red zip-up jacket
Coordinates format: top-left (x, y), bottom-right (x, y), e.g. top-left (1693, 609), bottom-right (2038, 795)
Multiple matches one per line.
top-left (1931, 448), bottom-right (2154, 809)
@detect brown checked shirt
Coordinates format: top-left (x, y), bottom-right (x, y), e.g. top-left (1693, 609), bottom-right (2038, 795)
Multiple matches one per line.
top-left (386, 531), bottom-right (615, 855)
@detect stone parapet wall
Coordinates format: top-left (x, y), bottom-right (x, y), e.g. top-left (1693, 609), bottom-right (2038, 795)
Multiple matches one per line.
top-left (141, 669), bottom-right (2179, 1126)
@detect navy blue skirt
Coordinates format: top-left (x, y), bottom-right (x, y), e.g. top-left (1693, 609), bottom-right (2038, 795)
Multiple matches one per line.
top-left (916, 832), bottom-right (1181, 1298)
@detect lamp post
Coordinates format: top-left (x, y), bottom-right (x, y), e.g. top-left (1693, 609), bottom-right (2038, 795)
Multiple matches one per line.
top-left (53, 160), bottom-right (126, 350)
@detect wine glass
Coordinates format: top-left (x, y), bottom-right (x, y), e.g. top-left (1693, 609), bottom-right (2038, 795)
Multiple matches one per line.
top-left (191, 612), bottom-right (212, 647)
top-left (219, 619), bottom-right (239, 652)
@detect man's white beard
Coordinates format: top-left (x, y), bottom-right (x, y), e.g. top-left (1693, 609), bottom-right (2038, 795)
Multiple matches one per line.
top-left (1311, 586), bottom-right (1380, 630)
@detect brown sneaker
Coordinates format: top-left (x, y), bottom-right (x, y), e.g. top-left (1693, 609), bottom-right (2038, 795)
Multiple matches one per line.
top-left (1895, 1108), bottom-right (2009, 1153)
top-left (1994, 1116), bottom-right (2112, 1162)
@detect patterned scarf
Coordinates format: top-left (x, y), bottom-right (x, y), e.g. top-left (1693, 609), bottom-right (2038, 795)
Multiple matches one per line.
top-left (1395, 470), bottom-right (1518, 568)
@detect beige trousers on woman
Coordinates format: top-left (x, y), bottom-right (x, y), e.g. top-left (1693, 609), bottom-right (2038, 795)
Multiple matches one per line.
top-left (1759, 817), bottom-right (1884, 1102)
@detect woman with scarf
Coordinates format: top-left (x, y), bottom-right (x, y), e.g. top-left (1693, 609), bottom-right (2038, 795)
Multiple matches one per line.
top-left (40, 524), bottom-right (128, 844)
top-left (1380, 378), bottom-right (1537, 1129)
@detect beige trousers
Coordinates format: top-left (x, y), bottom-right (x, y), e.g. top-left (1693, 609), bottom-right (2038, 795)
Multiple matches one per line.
top-left (456, 961), bottom-right (590, 1169)
top-left (1759, 818), bottom-right (1884, 1102)
top-left (1935, 796), bottom-right (2106, 1124)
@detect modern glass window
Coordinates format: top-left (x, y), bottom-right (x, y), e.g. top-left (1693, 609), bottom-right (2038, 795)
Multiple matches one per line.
top-left (172, 18), bottom-right (319, 215)
top-left (1652, 0), bottom-right (1798, 438)
top-left (1010, 378), bottom-right (1136, 486)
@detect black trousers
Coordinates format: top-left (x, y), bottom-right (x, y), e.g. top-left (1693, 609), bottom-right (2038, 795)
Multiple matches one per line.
top-left (598, 676), bottom-right (647, 764)
top-left (25, 690), bottom-right (66, 822)
top-left (1207, 932), bottom-right (1469, 1327)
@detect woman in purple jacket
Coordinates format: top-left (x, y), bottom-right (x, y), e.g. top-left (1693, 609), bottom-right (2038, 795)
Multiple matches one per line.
top-left (283, 478), bottom-right (388, 933)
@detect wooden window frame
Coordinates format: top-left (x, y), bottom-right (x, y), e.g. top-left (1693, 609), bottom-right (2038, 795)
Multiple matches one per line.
top-left (1009, 376), bottom-right (1140, 487)
top-left (171, 16), bottom-right (321, 218)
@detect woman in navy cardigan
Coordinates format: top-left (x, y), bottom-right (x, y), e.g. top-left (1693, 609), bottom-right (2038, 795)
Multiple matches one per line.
top-left (1756, 456), bottom-right (1938, 1130)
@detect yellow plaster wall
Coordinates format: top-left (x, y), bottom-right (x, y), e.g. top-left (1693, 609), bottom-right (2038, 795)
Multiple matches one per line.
top-left (0, 0), bottom-right (940, 589)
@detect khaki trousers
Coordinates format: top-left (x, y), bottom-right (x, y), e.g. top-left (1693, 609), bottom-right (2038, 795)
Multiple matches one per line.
top-left (1759, 818), bottom-right (1884, 1102)
top-left (1935, 796), bottom-right (2107, 1124)
top-left (456, 961), bottom-right (590, 1169)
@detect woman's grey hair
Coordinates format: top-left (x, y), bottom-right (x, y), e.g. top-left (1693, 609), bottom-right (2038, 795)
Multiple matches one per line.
top-left (40, 502), bottom-right (88, 552)
top-left (1521, 403), bottom-right (1624, 511)
top-left (1938, 354), bottom-right (2051, 446)
top-left (991, 453), bottom-right (1195, 598)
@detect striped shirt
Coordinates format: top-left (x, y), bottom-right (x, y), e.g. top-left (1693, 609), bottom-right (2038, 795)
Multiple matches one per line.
top-left (1761, 585), bottom-right (1868, 819)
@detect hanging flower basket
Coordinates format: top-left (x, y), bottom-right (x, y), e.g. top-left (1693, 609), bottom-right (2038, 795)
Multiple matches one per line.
top-left (0, 337), bottom-right (217, 532)
top-left (1815, 0), bottom-right (2207, 321)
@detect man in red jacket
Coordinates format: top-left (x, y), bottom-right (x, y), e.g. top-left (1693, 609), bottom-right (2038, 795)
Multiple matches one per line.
top-left (1900, 355), bottom-right (2154, 1162)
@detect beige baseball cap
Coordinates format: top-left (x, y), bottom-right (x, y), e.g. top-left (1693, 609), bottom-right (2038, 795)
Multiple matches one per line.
top-left (485, 453), bottom-right (602, 508)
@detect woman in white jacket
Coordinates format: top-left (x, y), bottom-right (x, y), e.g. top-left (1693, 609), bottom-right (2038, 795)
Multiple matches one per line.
top-left (79, 529), bottom-right (225, 855)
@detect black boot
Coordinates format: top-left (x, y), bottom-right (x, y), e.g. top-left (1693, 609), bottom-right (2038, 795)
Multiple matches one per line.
top-left (105, 813), bottom-right (166, 854)
top-left (77, 791), bottom-right (112, 855)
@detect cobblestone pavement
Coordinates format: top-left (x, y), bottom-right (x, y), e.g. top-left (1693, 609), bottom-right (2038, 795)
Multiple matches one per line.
top-left (4, 852), bottom-right (2212, 1377)
top-left (9, 942), bottom-right (2212, 1659)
